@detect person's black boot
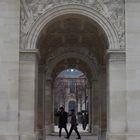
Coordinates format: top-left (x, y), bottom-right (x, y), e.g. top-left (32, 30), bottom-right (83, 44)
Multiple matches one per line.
top-left (76, 137), bottom-right (81, 139)
top-left (65, 136), bottom-right (69, 139)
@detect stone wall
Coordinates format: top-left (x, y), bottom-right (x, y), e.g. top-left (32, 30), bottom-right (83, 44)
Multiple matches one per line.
top-left (1, 1), bottom-right (140, 140)
top-left (0, 0), bottom-right (20, 140)
top-left (126, 0), bottom-right (140, 139)
top-left (106, 51), bottom-right (126, 140)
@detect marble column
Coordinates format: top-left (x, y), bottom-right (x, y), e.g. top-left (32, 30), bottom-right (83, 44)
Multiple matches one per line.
top-left (45, 78), bottom-right (53, 135)
top-left (91, 79), bottom-right (101, 135)
top-left (19, 50), bottom-right (38, 140)
top-left (99, 66), bottom-right (107, 132)
top-left (106, 50), bottom-right (127, 140)
top-left (91, 66), bottom-right (107, 136)
top-left (88, 83), bottom-right (92, 133)
top-left (37, 66), bottom-right (46, 138)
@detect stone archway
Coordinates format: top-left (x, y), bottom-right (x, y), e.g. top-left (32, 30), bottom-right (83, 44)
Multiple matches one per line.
top-left (45, 46), bottom-right (98, 80)
top-left (19, 1), bottom-right (126, 140)
top-left (21, 4), bottom-right (120, 50)
top-left (43, 48), bottom-right (98, 134)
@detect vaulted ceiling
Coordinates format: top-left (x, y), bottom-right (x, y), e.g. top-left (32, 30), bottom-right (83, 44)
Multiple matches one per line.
top-left (51, 58), bottom-right (91, 80)
top-left (37, 14), bottom-right (108, 79)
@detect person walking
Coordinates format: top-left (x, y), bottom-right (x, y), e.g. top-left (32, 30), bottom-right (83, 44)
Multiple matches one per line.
top-left (81, 112), bottom-right (86, 130)
top-left (56, 106), bottom-right (69, 137)
top-left (65, 109), bottom-right (81, 139)
top-left (81, 111), bottom-right (88, 130)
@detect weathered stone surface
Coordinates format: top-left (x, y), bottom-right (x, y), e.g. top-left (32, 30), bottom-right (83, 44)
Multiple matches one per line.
top-left (126, 1), bottom-right (140, 139)
top-left (0, 0), bottom-right (20, 137)
top-left (20, 0), bottom-right (125, 49)
top-left (1, 1), bottom-right (140, 140)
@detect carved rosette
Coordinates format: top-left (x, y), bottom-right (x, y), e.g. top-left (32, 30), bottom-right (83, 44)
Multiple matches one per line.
top-left (20, 0), bottom-right (125, 49)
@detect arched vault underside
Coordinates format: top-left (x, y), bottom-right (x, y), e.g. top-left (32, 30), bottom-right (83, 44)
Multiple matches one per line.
top-left (51, 58), bottom-right (92, 82)
top-left (37, 14), bottom-right (108, 77)
top-left (45, 46), bottom-right (99, 82)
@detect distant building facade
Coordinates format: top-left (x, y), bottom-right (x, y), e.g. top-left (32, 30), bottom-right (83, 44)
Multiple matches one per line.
top-left (54, 69), bottom-right (88, 113)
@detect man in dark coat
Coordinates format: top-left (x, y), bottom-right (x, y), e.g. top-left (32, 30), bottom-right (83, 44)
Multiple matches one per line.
top-left (81, 111), bottom-right (88, 130)
top-left (65, 109), bottom-right (81, 139)
top-left (56, 107), bottom-right (69, 137)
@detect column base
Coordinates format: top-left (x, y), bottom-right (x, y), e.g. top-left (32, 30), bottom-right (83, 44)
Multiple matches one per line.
top-left (106, 132), bottom-right (126, 140)
top-left (106, 132), bottom-right (140, 140)
top-left (45, 124), bottom-right (53, 135)
top-left (92, 125), bottom-right (101, 135)
top-left (19, 134), bottom-right (37, 140)
top-left (126, 133), bottom-right (140, 140)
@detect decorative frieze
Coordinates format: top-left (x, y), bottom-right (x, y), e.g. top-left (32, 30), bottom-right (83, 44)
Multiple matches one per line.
top-left (20, 0), bottom-right (125, 49)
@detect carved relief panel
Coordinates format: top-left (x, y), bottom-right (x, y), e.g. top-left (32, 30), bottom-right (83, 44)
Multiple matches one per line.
top-left (20, 0), bottom-right (125, 49)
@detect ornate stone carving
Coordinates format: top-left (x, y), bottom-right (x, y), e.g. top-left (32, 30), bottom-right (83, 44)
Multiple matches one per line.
top-left (104, 0), bottom-right (125, 49)
top-left (20, 0), bottom-right (125, 49)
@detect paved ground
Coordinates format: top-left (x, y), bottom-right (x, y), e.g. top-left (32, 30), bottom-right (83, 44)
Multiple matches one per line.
top-left (54, 124), bottom-right (88, 133)
top-left (45, 124), bottom-right (98, 140)
top-left (37, 124), bottom-right (106, 140)
top-left (45, 133), bottom-right (106, 140)
top-left (46, 135), bottom-right (98, 140)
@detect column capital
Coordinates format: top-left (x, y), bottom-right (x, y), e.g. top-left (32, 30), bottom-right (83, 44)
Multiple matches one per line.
top-left (20, 48), bottom-right (39, 53)
top-left (106, 49), bottom-right (126, 62)
top-left (20, 49), bottom-right (40, 61)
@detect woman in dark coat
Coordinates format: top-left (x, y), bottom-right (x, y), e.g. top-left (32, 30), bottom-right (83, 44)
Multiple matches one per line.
top-left (56, 107), bottom-right (69, 137)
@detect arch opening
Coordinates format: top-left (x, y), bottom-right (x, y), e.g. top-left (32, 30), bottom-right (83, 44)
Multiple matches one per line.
top-left (37, 14), bottom-right (108, 67)
top-left (53, 69), bottom-right (90, 133)
top-left (36, 12), bottom-right (108, 139)
top-left (51, 57), bottom-right (95, 82)
top-left (18, 3), bottom-right (125, 140)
